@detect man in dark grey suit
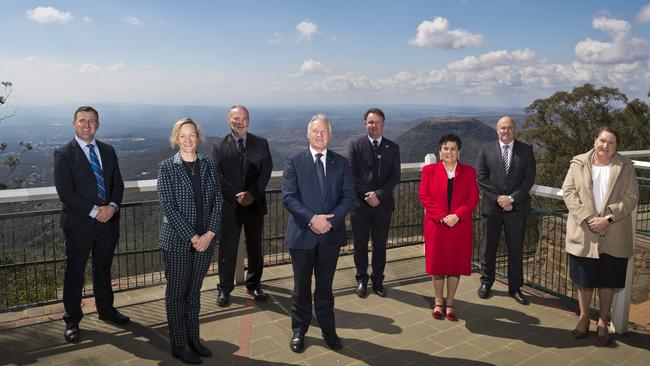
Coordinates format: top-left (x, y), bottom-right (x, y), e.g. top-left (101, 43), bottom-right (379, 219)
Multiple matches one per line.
top-left (282, 114), bottom-right (356, 353)
top-left (348, 108), bottom-right (400, 298)
top-left (476, 116), bottom-right (536, 305)
top-left (53, 106), bottom-right (127, 343)
top-left (212, 105), bottom-right (272, 306)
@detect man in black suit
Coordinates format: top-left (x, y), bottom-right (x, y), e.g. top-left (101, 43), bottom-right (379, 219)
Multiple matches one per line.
top-left (475, 116), bottom-right (536, 305)
top-left (53, 106), bottom-right (128, 343)
top-left (347, 108), bottom-right (400, 298)
top-left (282, 114), bottom-right (356, 353)
top-left (212, 105), bottom-right (272, 306)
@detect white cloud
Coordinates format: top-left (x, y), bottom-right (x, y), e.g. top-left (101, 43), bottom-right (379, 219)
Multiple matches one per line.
top-left (83, 16), bottom-right (92, 23)
top-left (78, 63), bottom-right (100, 74)
top-left (575, 15), bottom-right (648, 64)
top-left (26, 6), bottom-right (74, 24)
top-left (293, 59), bottom-right (326, 77)
top-left (296, 20), bottom-right (317, 43)
top-left (266, 32), bottom-right (285, 45)
top-left (123, 16), bottom-right (144, 27)
top-left (636, 4), bottom-right (650, 24)
top-left (408, 16), bottom-right (485, 49)
top-left (108, 62), bottom-right (127, 72)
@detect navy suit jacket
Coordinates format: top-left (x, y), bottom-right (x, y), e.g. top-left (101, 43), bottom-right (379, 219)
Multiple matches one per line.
top-left (211, 132), bottom-right (272, 218)
top-left (476, 139), bottom-right (536, 216)
top-left (157, 153), bottom-right (223, 251)
top-left (347, 136), bottom-right (401, 212)
top-left (282, 149), bottom-right (356, 249)
top-left (53, 139), bottom-right (124, 230)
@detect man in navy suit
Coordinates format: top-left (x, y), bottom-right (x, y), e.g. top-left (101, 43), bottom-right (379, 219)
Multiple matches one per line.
top-left (476, 116), bottom-right (536, 305)
top-left (212, 105), bottom-right (272, 306)
top-left (282, 114), bottom-right (355, 353)
top-left (53, 106), bottom-right (128, 343)
top-left (348, 108), bottom-right (400, 298)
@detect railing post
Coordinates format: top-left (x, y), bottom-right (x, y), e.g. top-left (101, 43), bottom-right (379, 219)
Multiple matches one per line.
top-left (235, 229), bottom-right (246, 284)
top-left (610, 206), bottom-right (637, 334)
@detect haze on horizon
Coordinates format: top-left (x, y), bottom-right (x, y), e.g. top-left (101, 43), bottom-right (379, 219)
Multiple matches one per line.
top-left (2, 0), bottom-right (650, 108)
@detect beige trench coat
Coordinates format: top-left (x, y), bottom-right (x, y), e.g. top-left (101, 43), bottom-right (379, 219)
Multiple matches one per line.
top-left (562, 149), bottom-right (639, 259)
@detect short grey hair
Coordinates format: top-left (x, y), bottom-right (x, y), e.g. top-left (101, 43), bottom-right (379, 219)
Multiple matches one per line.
top-left (307, 113), bottom-right (332, 135)
top-left (226, 105), bottom-right (249, 120)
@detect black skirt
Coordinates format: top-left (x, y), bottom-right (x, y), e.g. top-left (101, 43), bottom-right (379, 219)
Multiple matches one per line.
top-left (569, 253), bottom-right (628, 289)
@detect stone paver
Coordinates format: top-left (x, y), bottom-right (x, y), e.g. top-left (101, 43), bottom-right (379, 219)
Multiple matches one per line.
top-left (1, 245), bottom-right (649, 366)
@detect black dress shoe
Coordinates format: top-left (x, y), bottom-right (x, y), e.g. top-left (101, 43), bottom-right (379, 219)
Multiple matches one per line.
top-left (322, 332), bottom-right (342, 350)
top-left (64, 322), bottom-right (80, 342)
top-left (216, 289), bottom-right (230, 307)
top-left (372, 284), bottom-right (386, 298)
top-left (289, 331), bottom-right (305, 353)
top-left (98, 308), bottom-right (130, 325)
top-left (189, 339), bottom-right (212, 357)
top-left (172, 345), bottom-right (202, 364)
top-left (354, 281), bottom-right (367, 298)
top-left (477, 283), bottom-right (491, 299)
top-left (509, 290), bottom-right (529, 305)
top-left (248, 288), bottom-right (268, 302)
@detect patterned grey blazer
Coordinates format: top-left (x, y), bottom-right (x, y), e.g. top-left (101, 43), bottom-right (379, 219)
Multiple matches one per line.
top-left (158, 152), bottom-right (223, 251)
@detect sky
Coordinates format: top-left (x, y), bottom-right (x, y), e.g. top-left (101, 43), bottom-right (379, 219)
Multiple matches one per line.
top-left (2, 0), bottom-right (650, 108)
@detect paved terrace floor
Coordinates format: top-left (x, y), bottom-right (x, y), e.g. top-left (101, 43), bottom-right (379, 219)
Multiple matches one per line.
top-left (1, 245), bottom-right (649, 366)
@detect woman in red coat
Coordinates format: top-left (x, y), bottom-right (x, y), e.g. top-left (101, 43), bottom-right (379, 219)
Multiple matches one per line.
top-left (419, 134), bottom-right (479, 321)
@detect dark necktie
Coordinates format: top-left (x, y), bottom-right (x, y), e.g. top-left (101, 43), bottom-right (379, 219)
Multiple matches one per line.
top-left (372, 139), bottom-right (379, 151)
top-left (237, 138), bottom-right (245, 165)
top-left (502, 144), bottom-right (510, 176)
top-left (315, 153), bottom-right (325, 197)
top-left (88, 144), bottom-right (106, 203)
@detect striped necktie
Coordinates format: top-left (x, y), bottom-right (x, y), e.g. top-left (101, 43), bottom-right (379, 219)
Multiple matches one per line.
top-left (502, 144), bottom-right (510, 176)
top-left (88, 144), bottom-right (107, 203)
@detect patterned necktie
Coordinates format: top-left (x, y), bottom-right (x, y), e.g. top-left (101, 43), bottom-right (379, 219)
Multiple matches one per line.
top-left (315, 153), bottom-right (325, 197)
top-left (88, 144), bottom-right (106, 203)
top-left (372, 139), bottom-right (379, 151)
top-left (237, 138), bottom-right (245, 165)
top-left (502, 144), bottom-right (510, 176)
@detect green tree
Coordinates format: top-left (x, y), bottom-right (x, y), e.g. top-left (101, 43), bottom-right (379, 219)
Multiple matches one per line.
top-left (520, 83), bottom-right (650, 189)
top-left (0, 81), bottom-right (32, 190)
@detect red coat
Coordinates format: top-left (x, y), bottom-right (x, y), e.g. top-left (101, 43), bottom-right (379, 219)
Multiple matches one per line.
top-left (419, 162), bottom-right (479, 275)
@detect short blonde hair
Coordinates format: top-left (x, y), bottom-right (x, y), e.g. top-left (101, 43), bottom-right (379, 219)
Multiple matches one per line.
top-left (169, 118), bottom-right (204, 148)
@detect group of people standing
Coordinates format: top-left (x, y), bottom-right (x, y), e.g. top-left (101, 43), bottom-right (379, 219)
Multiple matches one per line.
top-left (53, 105), bottom-right (638, 363)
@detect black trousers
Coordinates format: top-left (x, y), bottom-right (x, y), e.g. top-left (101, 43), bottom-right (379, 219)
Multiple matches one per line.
top-left (217, 214), bottom-right (264, 292)
top-left (289, 244), bottom-right (341, 335)
top-left (161, 246), bottom-right (214, 348)
top-left (62, 220), bottom-right (119, 324)
top-left (480, 214), bottom-right (527, 292)
top-left (351, 206), bottom-right (392, 283)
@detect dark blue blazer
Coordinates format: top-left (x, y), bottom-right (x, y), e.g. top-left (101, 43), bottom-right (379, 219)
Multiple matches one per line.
top-left (476, 139), bottom-right (536, 216)
top-left (282, 149), bottom-right (356, 249)
top-left (53, 139), bottom-right (124, 230)
top-left (157, 152), bottom-right (223, 251)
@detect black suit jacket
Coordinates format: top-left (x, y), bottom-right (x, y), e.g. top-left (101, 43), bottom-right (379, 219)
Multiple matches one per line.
top-left (347, 136), bottom-right (401, 212)
top-left (211, 132), bottom-right (272, 218)
top-left (476, 139), bottom-right (536, 216)
top-left (53, 139), bottom-right (124, 229)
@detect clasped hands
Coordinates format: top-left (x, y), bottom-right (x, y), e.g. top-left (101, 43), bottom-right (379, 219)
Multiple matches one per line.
top-left (95, 205), bottom-right (116, 223)
top-left (585, 215), bottom-right (610, 237)
top-left (236, 191), bottom-right (255, 206)
top-left (497, 195), bottom-right (513, 212)
top-left (191, 231), bottom-right (216, 252)
top-left (441, 214), bottom-right (460, 227)
top-left (310, 214), bottom-right (334, 235)
top-left (364, 191), bottom-right (380, 207)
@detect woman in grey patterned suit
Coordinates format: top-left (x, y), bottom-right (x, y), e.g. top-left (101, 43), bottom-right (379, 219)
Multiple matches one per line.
top-left (158, 118), bottom-right (222, 364)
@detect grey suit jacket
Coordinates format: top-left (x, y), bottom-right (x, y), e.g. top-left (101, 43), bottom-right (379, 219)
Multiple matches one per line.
top-left (476, 139), bottom-right (536, 216)
top-left (158, 152), bottom-right (223, 251)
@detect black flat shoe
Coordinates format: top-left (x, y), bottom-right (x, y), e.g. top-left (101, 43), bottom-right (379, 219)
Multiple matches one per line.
top-left (372, 284), bottom-right (386, 298)
top-left (354, 281), bottom-right (367, 298)
top-left (509, 290), bottom-right (529, 305)
top-left (64, 322), bottom-right (80, 343)
top-left (478, 283), bottom-right (491, 299)
top-left (289, 331), bottom-right (304, 353)
top-left (322, 332), bottom-right (342, 350)
top-left (248, 288), bottom-right (268, 302)
top-left (189, 339), bottom-right (212, 357)
top-left (172, 345), bottom-right (202, 364)
top-left (98, 308), bottom-right (130, 325)
top-left (216, 289), bottom-right (230, 307)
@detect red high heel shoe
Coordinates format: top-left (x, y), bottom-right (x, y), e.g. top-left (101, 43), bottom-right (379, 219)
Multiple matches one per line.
top-left (432, 303), bottom-right (444, 320)
top-left (445, 305), bottom-right (458, 321)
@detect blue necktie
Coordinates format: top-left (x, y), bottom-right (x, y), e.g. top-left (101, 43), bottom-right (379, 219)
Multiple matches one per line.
top-left (315, 153), bottom-right (325, 197)
top-left (88, 144), bottom-right (106, 203)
